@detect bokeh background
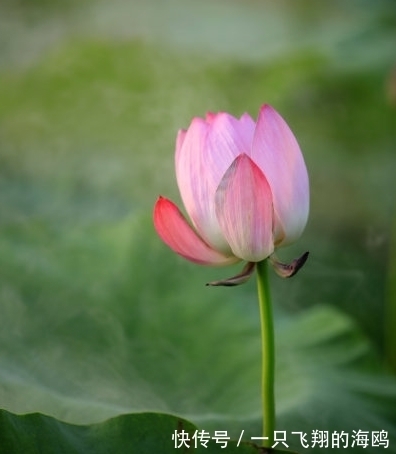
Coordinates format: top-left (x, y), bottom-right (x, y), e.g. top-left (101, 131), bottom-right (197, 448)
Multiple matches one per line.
top-left (1, 0), bottom-right (395, 452)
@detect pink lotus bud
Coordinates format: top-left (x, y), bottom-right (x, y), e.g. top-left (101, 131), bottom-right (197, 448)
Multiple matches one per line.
top-left (153, 105), bottom-right (309, 276)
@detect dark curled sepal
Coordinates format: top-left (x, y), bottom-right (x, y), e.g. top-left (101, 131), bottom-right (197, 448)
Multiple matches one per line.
top-left (206, 261), bottom-right (256, 286)
top-left (270, 251), bottom-right (309, 278)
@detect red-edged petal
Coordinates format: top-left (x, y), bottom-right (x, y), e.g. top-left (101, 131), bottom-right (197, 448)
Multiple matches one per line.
top-left (215, 154), bottom-right (274, 262)
top-left (153, 196), bottom-right (238, 265)
top-left (251, 105), bottom-right (309, 245)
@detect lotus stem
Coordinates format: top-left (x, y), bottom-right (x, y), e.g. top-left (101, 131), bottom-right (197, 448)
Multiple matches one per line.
top-left (256, 259), bottom-right (275, 447)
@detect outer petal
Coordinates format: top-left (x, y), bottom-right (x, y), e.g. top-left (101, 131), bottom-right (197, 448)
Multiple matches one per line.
top-left (215, 154), bottom-right (274, 262)
top-left (175, 129), bottom-right (187, 156)
top-left (251, 105), bottom-right (309, 246)
top-left (153, 196), bottom-right (238, 265)
top-left (175, 113), bottom-right (255, 253)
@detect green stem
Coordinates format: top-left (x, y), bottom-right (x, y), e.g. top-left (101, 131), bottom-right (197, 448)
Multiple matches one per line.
top-left (256, 259), bottom-right (275, 447)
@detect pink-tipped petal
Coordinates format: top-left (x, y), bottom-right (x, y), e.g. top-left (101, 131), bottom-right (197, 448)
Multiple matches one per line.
top-left (175, 113), bottom-right (255, 253)
top-left (251, 105), bottom-right (309, 245)
top-left (205, 112), bottom-right (216, 123)
top-left (215, 154), bottom-right (274, 262)
top-left (153, 196), bottom-right (238, 265)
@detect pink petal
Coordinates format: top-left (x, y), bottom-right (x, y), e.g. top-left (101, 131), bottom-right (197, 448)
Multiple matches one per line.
top-left (175, 113), bottom-right (255, 253)
top-left (203, 113), bottom-right (256, 192)
top-left (175, 129), bottom-right (187, 157)
top-left (251, 105), bottom-right (309, 245)
top-left (153, 196), bottom-right (238, 265)
top-left (215, 154), bottom-right (274, 262)
top-left (175, 117), bottom-right (225, 250)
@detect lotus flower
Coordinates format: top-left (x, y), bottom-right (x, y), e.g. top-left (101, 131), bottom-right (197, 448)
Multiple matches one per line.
top-left (153, 104), bottom-right (309, 284)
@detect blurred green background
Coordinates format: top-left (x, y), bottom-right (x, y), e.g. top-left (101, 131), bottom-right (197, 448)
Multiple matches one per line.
top-left (0, 0), bottom-right (395, 452)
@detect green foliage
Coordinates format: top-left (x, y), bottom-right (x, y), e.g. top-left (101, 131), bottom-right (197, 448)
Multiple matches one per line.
top-left (0, 410), bottom-right (295, 454)
top-left (0, 213), bottom-right (395, 452)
